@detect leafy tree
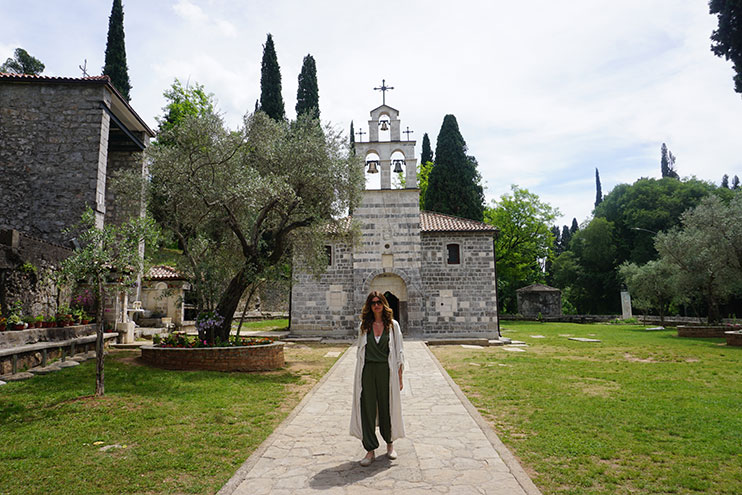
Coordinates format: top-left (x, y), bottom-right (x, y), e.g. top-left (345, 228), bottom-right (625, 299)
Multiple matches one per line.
top-left (710, 0), bottom-right (742, 94)
top-left (553, 217), bottom-right (619, 314)
top-left (260, 34), bottom-right (285, 121)
top-left (417, 160), bottom-right (433, 209)
top-left (147, 108), bottom-right (363, 343)
top-left (594, 177), bottom-right (722, 266)
top-left (424, 114), bottom-right (484, 221)
top-left (156, 79), bottom-right (214, 139)
top-left (484, 186), bottom-right (559, 312)
top-left (103, 0), bottom-right (132, 101)
top-left (733, 175), bottom-right (741, 190)
top-left (421, 133), bottom-right (433, 164)
top-left (660, 143), bottom-right (679, 179)
top-left (0, 47), bottom-right (44, 75)
top-left (60, 207), bottom-right (159, 396)
top-left (655, 195), bottom-right (742, 323)
top-left (722, 174), bottom-right (730, 188)
top-left (595, 168), bottom-right (603, 208)
top-left (619, 259), bottom-right (677, 323)
top-left (295, 54), bottom-right (319, 119)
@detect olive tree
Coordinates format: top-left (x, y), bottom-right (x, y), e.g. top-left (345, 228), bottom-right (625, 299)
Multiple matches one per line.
top-left (618, 259), bottom-right (677, 323)
top-left (147, 109), bottom-right (363, 342)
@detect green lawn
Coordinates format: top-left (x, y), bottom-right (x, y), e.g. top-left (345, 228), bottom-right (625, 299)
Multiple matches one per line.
top-left (432, 321), bottom-right (742, 495)
top-left (0, 343), bottom-right (345, 494)
top-left (232, 318), bottom-right (288, 332)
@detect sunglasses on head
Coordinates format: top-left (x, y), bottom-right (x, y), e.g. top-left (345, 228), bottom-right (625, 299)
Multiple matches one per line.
top-left (371, 299), bottom-right (382, 306)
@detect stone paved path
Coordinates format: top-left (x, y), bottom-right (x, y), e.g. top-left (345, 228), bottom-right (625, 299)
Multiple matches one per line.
top-left (220, 341), bottom-right (541, 495)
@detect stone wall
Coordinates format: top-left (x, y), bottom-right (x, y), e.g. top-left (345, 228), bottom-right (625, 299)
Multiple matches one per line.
top-left (517, 290), bottom-right (561, 317)
top-left (420, 232), bottom-right (498, 336)
top-left (141, 343), bottom-right (285, 371)
top-left (0, 82), bottom-right (111, 244)
top-left (105, 147), bottom-right (148, 226)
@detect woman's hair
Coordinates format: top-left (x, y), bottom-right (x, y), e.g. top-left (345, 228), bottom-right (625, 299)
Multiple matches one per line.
top-left (360, 291), bottom-right (394, 334)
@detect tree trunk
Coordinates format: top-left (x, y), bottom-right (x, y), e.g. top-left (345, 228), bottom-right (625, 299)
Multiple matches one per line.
top-left (95, 277), bottom-right (105, 397)
top-left (214, 265), bottom-right (255, 342)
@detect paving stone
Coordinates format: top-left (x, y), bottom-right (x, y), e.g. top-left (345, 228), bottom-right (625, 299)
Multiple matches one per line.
top-left (530, 335), bottom-right (546, 338)
top-left (221, 341), bottom-right (539, 495)
top-left (646, 326), bottom-right (665, 331)
top-left (324, 351), bottom-right (342, 357)
top-left (460, 344), bottom-right (483, 349)
top-left (488, 339), bottom-right (505, 346)
top-left (568, 337), bottom-right (601, 342)
top-left (503, 346), bottom-right (526, 352)
top-left (57, 360), bottom-right (80, 368)
top-left (29, 364), bottom-right (62, 375)
top-left (0, 372), bottom-right (34, 381)
top-left (0, 380), bottom-right (6, 386)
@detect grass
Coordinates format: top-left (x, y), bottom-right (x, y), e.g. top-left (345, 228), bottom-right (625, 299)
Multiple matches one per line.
top-left (431, 321), bottom-right (742, 495)
top-left (0, 342), bottom-right (347, 494)
top-left (231, 318), bottom-right (288, 332)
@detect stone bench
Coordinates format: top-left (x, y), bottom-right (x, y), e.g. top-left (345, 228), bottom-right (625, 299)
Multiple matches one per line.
top-left (0, 332), bottom-right (118, 375)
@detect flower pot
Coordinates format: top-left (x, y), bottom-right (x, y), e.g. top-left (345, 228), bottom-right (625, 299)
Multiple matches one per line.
top-left (13, 324), bottom-right (25, 331)
top-left (81, 319), bottom-right (90, 325)
top-left (0, 324), bottom-right (6, 331)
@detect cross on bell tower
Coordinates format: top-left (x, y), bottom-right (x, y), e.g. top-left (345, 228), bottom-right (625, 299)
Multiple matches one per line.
top-left (353, 80), bottom-right (417, 190)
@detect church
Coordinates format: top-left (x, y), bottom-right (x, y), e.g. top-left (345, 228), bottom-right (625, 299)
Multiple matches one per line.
top-left (289, 87), bottom-right (499, 338)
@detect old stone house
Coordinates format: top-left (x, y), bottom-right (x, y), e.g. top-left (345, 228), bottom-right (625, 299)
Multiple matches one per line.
top-left (0, 73), bottom-right (154, 244)
top-left (290, 102), bottom-right (499, 338)
top-left (516, 283), bottom-right (562, 318)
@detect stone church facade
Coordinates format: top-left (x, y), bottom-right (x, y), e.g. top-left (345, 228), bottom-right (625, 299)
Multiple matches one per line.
top-left (290, 102), bottom-right (499, 338)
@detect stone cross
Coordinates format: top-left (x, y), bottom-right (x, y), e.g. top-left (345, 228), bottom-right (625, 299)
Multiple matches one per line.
top-left (403, 126), bottom-right (413, 140)
top-left (355, 128), bottom-right (366, 143)
top-left (374, 79), bottom-right (394, 105)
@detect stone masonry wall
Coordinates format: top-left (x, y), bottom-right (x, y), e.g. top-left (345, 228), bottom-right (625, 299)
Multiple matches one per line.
top-left (420, 232), bottom-right (498, 336)
top-left (291, 240), bottom-right (356, 336)
top-left (105, 145), bottom-right (148, 226)
top-left (0, 82), bottom-right (111, 244)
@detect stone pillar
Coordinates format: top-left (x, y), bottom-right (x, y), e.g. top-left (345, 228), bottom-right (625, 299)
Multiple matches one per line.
top-left (380, 160), bottom-right (391, 189)
top-left (405, 158), bottom-right (418, 188)
top-left (620, 289), bottom-right (632, 319)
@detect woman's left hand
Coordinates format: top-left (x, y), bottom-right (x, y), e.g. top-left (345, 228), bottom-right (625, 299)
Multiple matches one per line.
top-left (398, 369), bottom-right (403, 390)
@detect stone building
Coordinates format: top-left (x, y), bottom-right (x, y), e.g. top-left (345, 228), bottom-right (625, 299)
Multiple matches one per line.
top-left (290, 99), bottom-right (499, 338)
top-left (516, 283), bottom-right (562, 318)
top-left (0, 73), bottom-right (154, 244)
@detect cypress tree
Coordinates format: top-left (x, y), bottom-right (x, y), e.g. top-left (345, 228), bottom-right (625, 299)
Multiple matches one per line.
top-left (423, 114), bottom-right (484, 221)
top-left (103, 0), bottom-right (132, 101)
top-left (349, 121), bottom-right (355, 155)
top-left (421, 133), bottom-right (433, 164)
top-left (722, 174), bottom-right (730, 189)
top-left (595, 168), bottom-right (603, 208)
top-left (295, 54), bottom-right (319, 119)
top-left (733, 175), bottom-right (740, 190)
top-left (660, 143), bottom-right (679, 179)
top-left (561, 225), bottom-right (572, 249)
top-left (260, 34), bottom-right (285, 121)
top-left (1, 48), bottom-right (45, 75)
top-left (570, 218), bottom-right (579, 235)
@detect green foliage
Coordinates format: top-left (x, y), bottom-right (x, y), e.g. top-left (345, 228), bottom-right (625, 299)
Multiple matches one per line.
top-left (485, 185), bottom-right (559, 312)
top-left (710, 0), bottom-right (742, 94)
top-left (553, 217), bottom-right (620, 314)
top-left (417, 160), bottom-right (433, 209)
top-left (19, 262), bottom-right (37, 275)
top-left (295, 54), bottom-right (319, 119)
top-left (722, 173), bottom-right (730, 189)
top-left (594, 167), bottom-right (602, 208)
top-left (421, 132), bottom-right (433, 164)
top-left (156, 79), bottom-right (214, 139)
top-left (147, 104), bottom-right (363, 342)
top-left (0, 47), bottom-right (45, 75)
top-left (594, 176), bottom-right (721, 266)
top-left (424, 115), bottom-right (485, 221)
top-left (655, 194), bottom-right (742, 323)
top-left (259, 34), bottom-right (285, 121)
top-left (660, 143), bottom-right (679, 179)
top-left (102, 0), bottom-right (131, 101)
top-left (349, 120), bottom-right (355, 154)
top-left (619, 258), bottom-right (676, 322)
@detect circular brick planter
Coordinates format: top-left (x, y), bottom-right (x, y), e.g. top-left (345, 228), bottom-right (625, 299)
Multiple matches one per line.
top-left (724, 331), bottom-right (742, 347)
top-left (676, 326), bottom-right (729, 338)
top-left (140, 342), bottom-right (284, 371)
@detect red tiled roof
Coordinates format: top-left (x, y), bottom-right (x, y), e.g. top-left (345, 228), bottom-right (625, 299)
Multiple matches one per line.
top-left (516, 283), bottom-right (560, 292)
top-left (420, 211), bottom-right (497, 233)
top-left (146, 265), bottom-right (186, 280)
top-left (0, 73), bottom-right (110, 83)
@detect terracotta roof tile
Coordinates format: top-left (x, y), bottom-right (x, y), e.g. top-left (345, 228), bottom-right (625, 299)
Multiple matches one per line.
top-left (0, 72), bottom-right (110, 83)
top-left (146, 265), bottom-right (186, 280)
top-left (420, 211), bottom-right (497, 233)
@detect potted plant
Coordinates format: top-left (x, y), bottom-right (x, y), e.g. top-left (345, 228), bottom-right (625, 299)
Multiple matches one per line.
top-left (34, 315), bottom-right (44, 328)
top-left (0, 317), bottom-right (6, 331)
top-left (45, 315), bottom-right (56, 328)
top-left (8, 313), bottom-right (24, 330)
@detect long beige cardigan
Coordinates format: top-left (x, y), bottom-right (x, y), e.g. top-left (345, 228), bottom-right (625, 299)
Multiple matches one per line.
top-left (349, 319), bottom-right (406, 442)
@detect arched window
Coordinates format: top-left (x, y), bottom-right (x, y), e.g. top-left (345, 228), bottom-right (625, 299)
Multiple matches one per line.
top-left (446, 243), bottom-right (461, 265)
top-left (325, 245), bottom-right (333, 266)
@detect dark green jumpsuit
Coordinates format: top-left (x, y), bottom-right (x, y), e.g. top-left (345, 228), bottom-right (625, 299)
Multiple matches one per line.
top-left (361, 329), bottom-right (391, 451)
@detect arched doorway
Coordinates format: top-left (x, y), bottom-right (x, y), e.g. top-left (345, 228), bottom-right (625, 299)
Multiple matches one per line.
top-left (369, 273), bottom-right (408, 332)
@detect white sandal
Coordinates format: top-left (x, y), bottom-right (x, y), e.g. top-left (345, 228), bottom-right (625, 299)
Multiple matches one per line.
top-left (359, 452), bottom-right (375, 467)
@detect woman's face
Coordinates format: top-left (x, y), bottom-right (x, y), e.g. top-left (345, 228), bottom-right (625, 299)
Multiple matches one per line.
top-left (370, 296), bottom-right (383, 317)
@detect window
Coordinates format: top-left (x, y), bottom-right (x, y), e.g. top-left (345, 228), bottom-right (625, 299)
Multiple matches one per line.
top-left (446, 243), bottom-right (460, 265)
top-left (325, 245), bottom-right (332, 266)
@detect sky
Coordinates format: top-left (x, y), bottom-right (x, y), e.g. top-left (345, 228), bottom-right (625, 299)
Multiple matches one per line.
top-left (2, 0), bottom-right (741, 226)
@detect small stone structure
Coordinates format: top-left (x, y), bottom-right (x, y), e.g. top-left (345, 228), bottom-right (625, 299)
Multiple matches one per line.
top-left (677, 326), bottom-right (730, 338)
top-left (141, 342), bottom-right (285, 371)
top-left (290, 99), bottom-right (499, 338)
top-left (0, 73), bottom-right (154, 245)
top-left (516, 284), bottom-right (562, 318)
top-left (136, 265), bottom-right (190, 329)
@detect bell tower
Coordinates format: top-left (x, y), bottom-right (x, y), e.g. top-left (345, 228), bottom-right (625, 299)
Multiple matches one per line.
top-left (353, 80), bottom-right (418, 190)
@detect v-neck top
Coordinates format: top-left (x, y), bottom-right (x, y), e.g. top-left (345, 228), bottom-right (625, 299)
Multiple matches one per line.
top-left (365, 328), bottom-right (390, 363)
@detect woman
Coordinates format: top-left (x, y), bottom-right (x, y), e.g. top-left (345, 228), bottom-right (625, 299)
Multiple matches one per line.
top-left (349, 291), bottom-right (405, 466)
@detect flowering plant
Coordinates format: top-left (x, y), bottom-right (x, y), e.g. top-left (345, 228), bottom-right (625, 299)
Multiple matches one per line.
top-left (154, 333), bottom-right (273, 348)
top-left (196, 310), bottom-right (224, 342)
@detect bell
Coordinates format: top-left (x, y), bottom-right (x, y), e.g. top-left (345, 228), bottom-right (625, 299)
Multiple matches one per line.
top-left (393, 160), bottom-right (404, 173)
top-left (367, 160), bottom-right (379, 174)
top-left (380, 120), bottom-right (389, 131)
